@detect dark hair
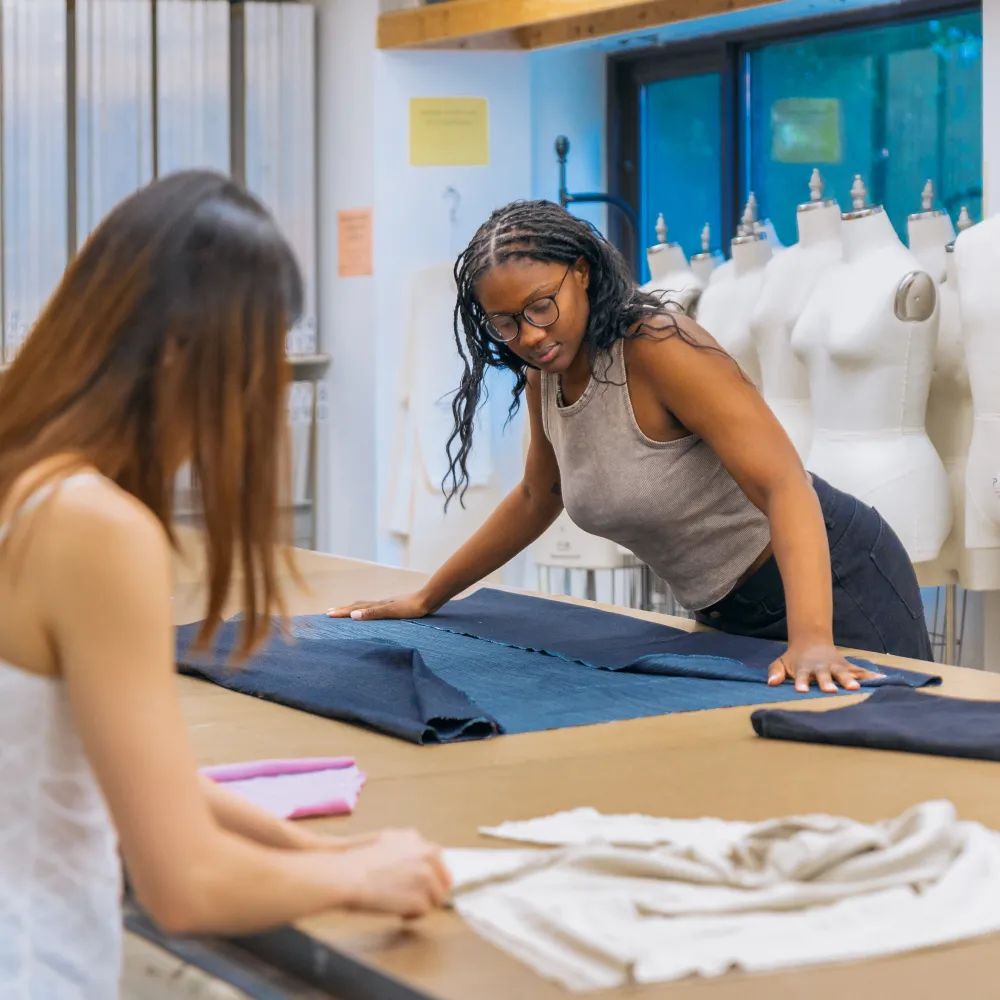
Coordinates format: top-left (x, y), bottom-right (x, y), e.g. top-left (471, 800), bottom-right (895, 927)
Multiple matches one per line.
top-left (446, 199), bottom-right (683, 505)
top-left (0, 170), bottom-right (302, 658)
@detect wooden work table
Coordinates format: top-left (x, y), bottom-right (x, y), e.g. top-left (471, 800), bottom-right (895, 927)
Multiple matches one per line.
top-left (168, 537), bottom-right (1000, 1000)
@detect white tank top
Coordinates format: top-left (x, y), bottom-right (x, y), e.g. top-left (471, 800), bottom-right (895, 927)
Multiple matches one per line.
top-left (0, 474), bottom-right (122, 999)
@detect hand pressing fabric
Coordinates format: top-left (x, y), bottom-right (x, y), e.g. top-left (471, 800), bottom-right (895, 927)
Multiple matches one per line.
top-left (768, 642), bottom-right (883, 694)
top-left (328, 591), bottom-right (436, 621)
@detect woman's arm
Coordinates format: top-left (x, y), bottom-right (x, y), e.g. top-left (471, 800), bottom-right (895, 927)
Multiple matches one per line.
top-left (44, 484), bottom-right (450, 936)
top-left (330, 369), bottom-right (563, 620)
top-left (629, 320), bottom-right (877, 693)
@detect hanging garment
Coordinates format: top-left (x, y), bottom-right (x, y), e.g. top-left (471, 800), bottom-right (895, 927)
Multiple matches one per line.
top-left (386, 264), bottom-right (503, 573)
top-left (176, 594), bottom-right (936, 745)
top-left (752, 686), bottom-right (1000, 762)
top-left (446, 802), bottom-right (1000, 991)
top-left (201, 758), bottom-right (366, 819)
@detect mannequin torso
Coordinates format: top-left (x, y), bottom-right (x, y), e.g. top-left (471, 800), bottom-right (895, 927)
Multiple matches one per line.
top-left (642, 242), bottom-right (704, 315)
top-left (954, 218), bottom-right (1000, 585)
top-left (696, 233), bottom-right (770, 386)
top-left (792, 207), bottom-right (951, 562)
top-left (750, 201), bottom-right (842, 457)
top-left (908, 210), bottom-right (956, 284)
top-left (917, 246), bottom-right (1000, 587)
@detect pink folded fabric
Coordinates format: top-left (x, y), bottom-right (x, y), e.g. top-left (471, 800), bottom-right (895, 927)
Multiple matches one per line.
top-left (201, 757), bottom-right (366, 819)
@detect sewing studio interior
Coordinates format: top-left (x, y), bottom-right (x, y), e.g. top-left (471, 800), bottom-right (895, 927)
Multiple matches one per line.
top-left (7, 0), bottom-right (1000, 997)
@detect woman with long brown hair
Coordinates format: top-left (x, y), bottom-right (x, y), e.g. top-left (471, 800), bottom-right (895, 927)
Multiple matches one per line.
top-left (0, 171), bottom-right (449, 999)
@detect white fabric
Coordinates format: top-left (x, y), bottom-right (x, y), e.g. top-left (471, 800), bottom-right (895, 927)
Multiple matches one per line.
top-left (446, 802), bottom-right (1000, 992)
top-left (385, 264), bottom-right (502, 572)
top-left (0, 475), bottom-right (122, 999)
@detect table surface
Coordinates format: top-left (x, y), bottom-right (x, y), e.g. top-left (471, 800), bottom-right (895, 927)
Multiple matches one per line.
top-left (173, 536), bottom-right (1000, 1000)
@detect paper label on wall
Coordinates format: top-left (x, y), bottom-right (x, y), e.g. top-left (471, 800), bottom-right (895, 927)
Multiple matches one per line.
top-left (410, 98), bottom-right (489, 167)
top-left (338, 209), bottom-right (373, 278)
top-left (771, 98), bottom-right (842, 164)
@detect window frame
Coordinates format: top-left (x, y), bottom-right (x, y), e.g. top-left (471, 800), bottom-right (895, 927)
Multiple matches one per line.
top-left (607, 0), bottom-right (982, 271)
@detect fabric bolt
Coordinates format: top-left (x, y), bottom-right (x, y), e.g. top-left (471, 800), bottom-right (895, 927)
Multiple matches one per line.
top-left (445, 802), bottom-right (1000, 992)
top-left (696, 475), bottom-right (935, 661)
top-left (752, 686), bottom-right (1000, 762)
top-left (177, 619), bottom-right (501, 745)
top-left (201, 758), bottom-right (366, 819)
top-left (176, 598), bottom-right (937, 744)
top-left (540, 339), bottom-right (772, 611)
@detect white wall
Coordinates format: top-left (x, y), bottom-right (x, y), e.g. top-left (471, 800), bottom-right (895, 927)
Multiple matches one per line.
top-left (314, 24), bottom-right (613, 570)
top-left (371, 50), bottom-right (533, 566)
top-left (530, 47), bottom-right (607, 232)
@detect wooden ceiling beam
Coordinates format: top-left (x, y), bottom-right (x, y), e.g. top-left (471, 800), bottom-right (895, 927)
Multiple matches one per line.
top-left (377, 0), bottom-right (782, 51)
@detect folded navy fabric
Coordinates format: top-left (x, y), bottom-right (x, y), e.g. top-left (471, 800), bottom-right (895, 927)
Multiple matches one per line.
top-left (176, 618), bottom-right (501, 745)
top-left (751, 687), bottom-right (1000, 762)
top-left (425, 590), bottom-right (940, 689)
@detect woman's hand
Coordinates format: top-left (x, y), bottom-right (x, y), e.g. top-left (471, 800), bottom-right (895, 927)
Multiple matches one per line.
top-left (327, 591), bottom-right (436, 621)
top-left (768, 642), bottom-right (884, 694)
top-left (335, 829), bottom-right (452, 919)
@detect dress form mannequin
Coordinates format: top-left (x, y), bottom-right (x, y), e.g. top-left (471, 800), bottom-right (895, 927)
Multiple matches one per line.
top-left (907, 180), bottom-right (957, 284)
top-left (642, 214), bottom-right (703, 315)
top-left (918, 210), bottom-right (999, 589)
top-left (954, 213), bottom-right (1000, 589)
top-left (690, 224), bottom-right (726, 286)
top-left (750, 170), bottom-right (843, 458)
top-left (792, 175), bottom-right (950, 562)
top-left (696, 196), bottom-right (771, 385)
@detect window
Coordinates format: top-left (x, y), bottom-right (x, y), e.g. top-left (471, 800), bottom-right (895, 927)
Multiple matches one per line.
top-left (610, 4), bottom-right (982, 266)
top-left (1, 0), bottom-right (68, 363)
top-left (745, 10), bottom-right (983, 246)
top-left (76, 0), bottom-right (155, 245)
top-left (156, 0), bottom-right (230, 176)
top-left (640, 72), bottom-right (723, 269)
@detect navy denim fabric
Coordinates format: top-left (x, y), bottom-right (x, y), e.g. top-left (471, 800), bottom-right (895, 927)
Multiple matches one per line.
top-left (695, 476), bottom-right (934, 662)
top-left (752, 687), bottom-right (1000, 763)
top-left (425, 590), bottom-right (937, 688)
top-left (176, 592), bottom-right (939, 744)
top-left (177, 618), bottom-right (500, 744)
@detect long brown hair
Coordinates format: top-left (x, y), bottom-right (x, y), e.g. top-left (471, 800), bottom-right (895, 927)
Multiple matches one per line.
top-left (0, 170), bottom-right (302, 657)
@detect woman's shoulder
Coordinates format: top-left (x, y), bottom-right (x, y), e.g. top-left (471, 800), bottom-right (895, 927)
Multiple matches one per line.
top-left (6, 467), bottom-right (169, 573)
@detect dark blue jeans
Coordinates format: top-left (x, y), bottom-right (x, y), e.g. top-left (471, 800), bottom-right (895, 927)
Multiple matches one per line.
top-left (695, 476), bottom-right (934, 662)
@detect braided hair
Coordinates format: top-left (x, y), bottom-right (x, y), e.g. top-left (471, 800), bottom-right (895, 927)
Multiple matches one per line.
top-left (445, 199), bottom-right (688, 506)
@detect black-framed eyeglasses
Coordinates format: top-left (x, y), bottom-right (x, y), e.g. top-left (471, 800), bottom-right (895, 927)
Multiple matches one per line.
top-left (485, 265), bottom-right (572, 344)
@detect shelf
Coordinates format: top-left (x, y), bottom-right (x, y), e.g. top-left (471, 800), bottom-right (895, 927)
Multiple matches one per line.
top-left (377, 0), bottom-right (779, 50)
top-left (288, 352), bottom-right (332, 377)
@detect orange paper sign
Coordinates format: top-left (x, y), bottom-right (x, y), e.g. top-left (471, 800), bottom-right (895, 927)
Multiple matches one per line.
top-left (338, 208), bottom-right (373, 278)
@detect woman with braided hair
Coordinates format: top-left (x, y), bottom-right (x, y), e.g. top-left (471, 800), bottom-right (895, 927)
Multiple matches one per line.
top-left (331, 200), bottom-right (933, 689)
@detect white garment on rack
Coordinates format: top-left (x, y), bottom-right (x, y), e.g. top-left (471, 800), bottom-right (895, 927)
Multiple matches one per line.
top-left (386, 264), bottom-right (502, 573)
top-left (446, 802), bottom-right (1000, 992)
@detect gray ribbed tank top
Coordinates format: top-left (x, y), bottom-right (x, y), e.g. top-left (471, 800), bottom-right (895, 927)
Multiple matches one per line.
top-left (540, 339), bottom-right (771, 610)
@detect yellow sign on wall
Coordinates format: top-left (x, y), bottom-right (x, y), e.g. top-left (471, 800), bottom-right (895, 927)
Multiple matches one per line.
top-left (410, 97), bottom-right (490, 167)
